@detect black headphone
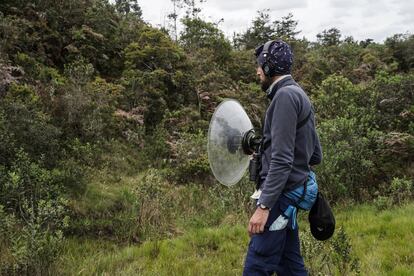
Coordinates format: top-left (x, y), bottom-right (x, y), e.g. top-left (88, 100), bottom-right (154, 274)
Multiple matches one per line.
top-left (260, 40), bottom-right (276, 77)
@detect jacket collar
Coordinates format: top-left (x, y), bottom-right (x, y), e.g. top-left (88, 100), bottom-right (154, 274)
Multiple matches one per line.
top-left (267, 75), bottom-right (296, 100)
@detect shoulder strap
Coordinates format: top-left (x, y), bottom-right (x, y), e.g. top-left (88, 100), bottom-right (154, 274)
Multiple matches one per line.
top-left (295, 178), bottom-right (307, 209)
top-left (296, 108), bottom-right (312, 129)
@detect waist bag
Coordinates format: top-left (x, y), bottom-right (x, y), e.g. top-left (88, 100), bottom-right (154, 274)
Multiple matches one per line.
top-left (269, 171), bottom-right (318, 231)
top-left (271, 171), bottom-right (336, 241)
top-left (285, 170), bottom-right (318, 210)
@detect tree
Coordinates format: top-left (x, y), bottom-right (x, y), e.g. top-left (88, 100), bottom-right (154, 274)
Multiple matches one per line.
top-left (167, 0), bottom-right (182, 41)
top-left (115, 0), bottom-right (142, 17)
top-left (180, 18), bottom-right (229, 50)
top-left (182, 0), bottom-right (205, 18)
top-left (234, 10), bottom-right (275, 49)
top-left (385, 33), bottom-right (414, 72)
top-left (180, 17), bottom-right (232, 68)
top-left (273, 13), bottom-right (300, 40)
top-left (122, 27), bottom-right (195, 131)
top-left (360, 38), bottom-right (374, 48)
top-left (234, 11), bottom-right (300, 50)
top-left (317, 28), bottom-right (342, 46)
top-left (167, 0), bottom-right (205, 41)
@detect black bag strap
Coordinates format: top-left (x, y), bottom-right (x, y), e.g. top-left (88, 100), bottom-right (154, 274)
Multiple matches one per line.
top-left (294, 174), bottom-right (308, 209)
top-left (296, 108), bottom-right (312, 129)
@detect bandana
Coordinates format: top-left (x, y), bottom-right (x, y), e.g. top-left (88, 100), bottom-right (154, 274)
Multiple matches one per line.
top-left (256, 40), bottom-right (293, 76)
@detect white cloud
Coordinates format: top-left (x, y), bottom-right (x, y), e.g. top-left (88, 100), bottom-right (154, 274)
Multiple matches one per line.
top-left (265, 0), bottom-right (308, 11)
top-left (204, 0), bottom-right (253, 12)
top-left (137, 0), bottom-right (414, 42)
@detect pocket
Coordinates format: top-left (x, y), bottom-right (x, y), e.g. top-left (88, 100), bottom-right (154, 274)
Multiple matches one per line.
top-left (263, 195), bottom-right (290, 228)
top-left (250, 227), bottom-right (287, 256)
top-left (278, 196), bottom-right (296, 230)
top-left (250, 197), bottom-right (290, 256)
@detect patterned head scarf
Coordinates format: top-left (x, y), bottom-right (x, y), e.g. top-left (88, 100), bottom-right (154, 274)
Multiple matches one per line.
top-left (255, 40), bottom-right (293, 77)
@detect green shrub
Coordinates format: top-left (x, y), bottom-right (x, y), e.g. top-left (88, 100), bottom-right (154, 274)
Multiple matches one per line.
top-left (374, 196), bottom-right (393, 211)
top-left (141, 124), bottom-right (171, 168)
top-left (301, 226), bottom-right (360, 275)
top-left (14, 53), bottom-right (41, 79)
top-left (316, 117), bottom-right (381, 201)
top-left (55, 60), bottom-right (123, 141)
top-left (330, 227), bottom-right (361, 274)
top-left (312, 72), bottom-right (414, 201)
top-left (313, 74), bottom-right (361, 120)
top-left (371, 71), bottom-right (414, 132)
top-left (389, 177), bottom-right (413, 204)
top-left (56, 139), bottom-right (94, 195)
top-left (170, 130), bottom-right (212, 184)
top-left (134, 169), bottom-right (175, 239)
top-left (0, 202), bottom-right (67, 275)
top-left (0, 83), bottom-right (62, 167)
top-left (0, 151), bottom-right (69, 275)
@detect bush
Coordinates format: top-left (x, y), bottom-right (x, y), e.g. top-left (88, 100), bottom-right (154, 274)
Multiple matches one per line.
top-left (389, 177), bottom-right (413, 204)
top-left (373, 196), bottom-right (393, 211)
top-left (313, 74), bottom-right (361, 120)
top-left (57, 138), bottom-right (94, 194)
top-left (169, 130), bottom-right (212, 184)
top-left (141, 124), bottom-right (171, 168)
top-left (371, 71), bottom-right (414, 132)
top-left (132, 168), bottom-right (254, 240)
top-left (134, 169), bottom-right (175, 239)
top-left (330, 227), bottom-right (361, 274)
top-left (316, 117), bottom-right (380, 201)
top-left (0, 83), bottom-right (62, 167)
top-left (313, 72), bottom-right (414, 201)
top-left (0, 151), bottom-right (69, 275)
top-left (55, 60), bottom-right (123, 141)
top-left (301, 226), bottom-right (360, 275)
top-left (0, 203), bottom-right (67, 275)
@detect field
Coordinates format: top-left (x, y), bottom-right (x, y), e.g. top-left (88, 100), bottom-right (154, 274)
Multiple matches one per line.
top-left (56, 172), bottom-right (414, 276)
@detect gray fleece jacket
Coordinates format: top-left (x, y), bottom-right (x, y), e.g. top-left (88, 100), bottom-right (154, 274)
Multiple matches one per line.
top-left (258, 76), bottom-right (322, 209)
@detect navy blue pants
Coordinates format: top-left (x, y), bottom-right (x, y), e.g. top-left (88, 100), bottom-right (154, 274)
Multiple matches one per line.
top-left (243, 195), bottom-right (307, 276)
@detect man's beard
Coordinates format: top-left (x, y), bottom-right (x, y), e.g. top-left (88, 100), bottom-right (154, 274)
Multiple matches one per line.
top-left (260, 77), bottom-right (273, 92)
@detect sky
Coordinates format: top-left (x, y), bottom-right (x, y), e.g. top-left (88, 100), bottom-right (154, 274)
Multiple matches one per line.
top-left (137, 0), bottom-right (414, 42)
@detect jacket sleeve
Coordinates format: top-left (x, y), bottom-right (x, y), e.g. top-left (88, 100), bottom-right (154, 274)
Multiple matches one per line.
top-left (309, 133), bottom-right (322, 166)
top-left (258, 88), bottom-right (298, 209)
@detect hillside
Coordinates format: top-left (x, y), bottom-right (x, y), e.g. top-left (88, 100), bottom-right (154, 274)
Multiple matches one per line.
top-left (0, 1), bottom-right (413, 274)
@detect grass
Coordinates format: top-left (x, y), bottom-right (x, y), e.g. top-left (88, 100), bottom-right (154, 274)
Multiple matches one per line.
top-left (59, 154), bottom-right (414, 275)
top-left (56, 225), bottom-right (249, 275)
top-left (335, 203), bottom-right (414, 275)
top-left (56, 201), bottom-right (414, 275)
top-left (65, 169), bottom-right (145, 241)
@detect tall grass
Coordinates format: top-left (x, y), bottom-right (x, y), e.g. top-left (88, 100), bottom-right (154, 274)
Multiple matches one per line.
top-left (56, 201), bottom-right (414, 275)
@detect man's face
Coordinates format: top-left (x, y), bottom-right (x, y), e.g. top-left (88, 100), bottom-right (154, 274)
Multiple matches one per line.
top-left (256, 66), bottom-right (272, 92)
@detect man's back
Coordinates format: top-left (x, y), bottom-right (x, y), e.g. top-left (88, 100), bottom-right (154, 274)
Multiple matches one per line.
top-left (258, 76), bottom-right (322, 209)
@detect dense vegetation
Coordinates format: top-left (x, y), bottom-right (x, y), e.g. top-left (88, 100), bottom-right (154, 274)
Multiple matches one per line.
top-left (0, 1), bottom-right (413, 274)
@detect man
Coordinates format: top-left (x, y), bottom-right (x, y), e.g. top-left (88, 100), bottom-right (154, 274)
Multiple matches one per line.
top-left (243, 40), bottom-right (322, 275)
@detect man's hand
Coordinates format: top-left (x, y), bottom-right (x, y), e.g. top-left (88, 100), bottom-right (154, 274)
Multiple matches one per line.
top-left (248, 207), bottom-right (270, 236)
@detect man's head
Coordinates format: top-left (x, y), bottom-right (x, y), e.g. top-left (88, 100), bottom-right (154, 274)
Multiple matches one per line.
top-left (255, 40), bottom-right (293, 91)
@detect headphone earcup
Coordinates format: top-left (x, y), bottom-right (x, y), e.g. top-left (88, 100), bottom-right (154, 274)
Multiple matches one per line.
top-left (263, 63), bottom-right (270, 76)
top-left (267, 59), bottom-right (276, 74)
